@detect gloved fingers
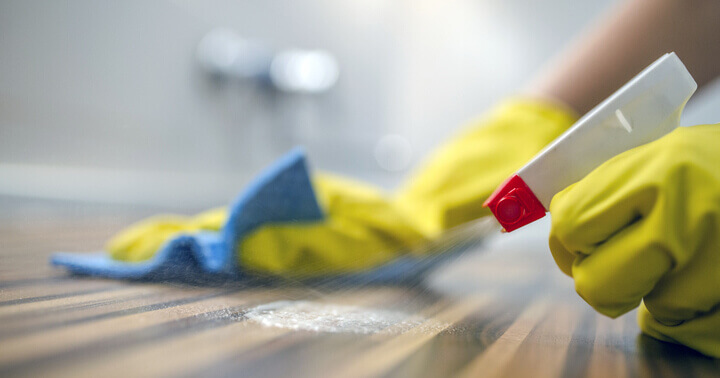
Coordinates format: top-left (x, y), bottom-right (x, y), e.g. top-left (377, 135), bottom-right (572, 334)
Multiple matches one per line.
top-left (238, 219), bottom-right (411, 277)
top-left (187, 207), bottom-right (227, 230)
top-left (638, 302), bottom-right (720, 358)
top-left (549, 145), bottom-right (659, 272)
top-left (313, 173), bottom-right (429, 245)
top-left (547, 231), bottom-right (576, 277)
top-left (238, 173), bottom-right (429, 277)
top-left (640, 242), bottom-right (720, 325)
top-left (110, 229), bottom-right (183, 262)
top-left (107, 210), bottom-right (227, 262)
top-left (315, 173), bottom-right (397, 215)
top-left (548, 182), bottom-right (657, 276)
top-left (106, 215), bottom-right (192, 261)
top-left (567, 219), bottom-right (672, 318)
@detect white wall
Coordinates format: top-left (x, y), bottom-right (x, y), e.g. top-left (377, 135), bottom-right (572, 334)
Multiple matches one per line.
top-left (1, 0), bottom-right (717, 209)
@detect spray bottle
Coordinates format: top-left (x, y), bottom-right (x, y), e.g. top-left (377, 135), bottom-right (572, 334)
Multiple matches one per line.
top-left (483, 52), bottom-right (697, 232)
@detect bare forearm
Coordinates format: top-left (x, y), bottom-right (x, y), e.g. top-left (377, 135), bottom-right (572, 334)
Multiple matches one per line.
top-left (528, 0), bottom-right (720, 115)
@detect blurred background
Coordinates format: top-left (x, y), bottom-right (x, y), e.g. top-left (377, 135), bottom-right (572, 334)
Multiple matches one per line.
top-left (2, 0), bottom-right (719, 210)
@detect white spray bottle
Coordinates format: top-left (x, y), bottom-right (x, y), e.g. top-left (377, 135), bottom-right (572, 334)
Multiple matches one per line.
top-left (484, 52), bottom-right (697, 232)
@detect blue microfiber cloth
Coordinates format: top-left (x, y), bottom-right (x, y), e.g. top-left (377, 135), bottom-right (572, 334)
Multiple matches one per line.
top-left (51, 148), bottom-right (474, 284)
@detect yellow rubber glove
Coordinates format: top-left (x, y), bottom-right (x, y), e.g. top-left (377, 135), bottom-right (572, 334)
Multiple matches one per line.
top-left (396, 99), bottom-right (577, 236)
top-left (108, 99), bottom-right (577, 276)
top-left (106, 173), bottom-right (426, 276)
top-left (107, 207), bottom-right (227, 262)
top-left (548, 124), bottom-right (720, 358)
top-left (240, 99), bottom-right (577, 276)
top-left (239, 173), bottom-right (428, 277)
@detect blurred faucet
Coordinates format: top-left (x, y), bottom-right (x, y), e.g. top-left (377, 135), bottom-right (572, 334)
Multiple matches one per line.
top-left (196, 28), bottom-right (339, 94)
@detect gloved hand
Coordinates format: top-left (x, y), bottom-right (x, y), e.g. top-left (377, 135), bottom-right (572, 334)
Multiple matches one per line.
top-left (239, 173), bottom-right (428, 277)
top-left (396, 99), bottom-right (577, 236)
top-left (108, 173), bottom-right (428, 276)
top-left (108, 99), bottom-right (577, 276)
top-left (107, 207), bottom-right (227, 262)
top-left (548, 124), bottom-right (720, 358)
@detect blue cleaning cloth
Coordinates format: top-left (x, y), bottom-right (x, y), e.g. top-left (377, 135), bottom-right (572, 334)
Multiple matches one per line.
top-left (51, 148), bottom-right (475, 284)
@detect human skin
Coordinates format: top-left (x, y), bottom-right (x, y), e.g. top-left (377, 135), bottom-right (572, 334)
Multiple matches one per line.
top-left (527, 0), bottom-right (720, 115)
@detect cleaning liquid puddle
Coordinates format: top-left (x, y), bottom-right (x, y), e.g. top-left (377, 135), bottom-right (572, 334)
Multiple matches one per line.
top-left (245, 300), bottom-right (448, 335)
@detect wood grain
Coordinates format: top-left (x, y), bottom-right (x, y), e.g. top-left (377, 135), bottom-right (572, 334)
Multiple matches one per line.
top-left (0, 199), bottom-right (718, 377)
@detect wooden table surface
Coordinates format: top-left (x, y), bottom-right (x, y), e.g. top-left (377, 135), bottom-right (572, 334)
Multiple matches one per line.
top-left (1, 198), bottom-right (718, 377)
